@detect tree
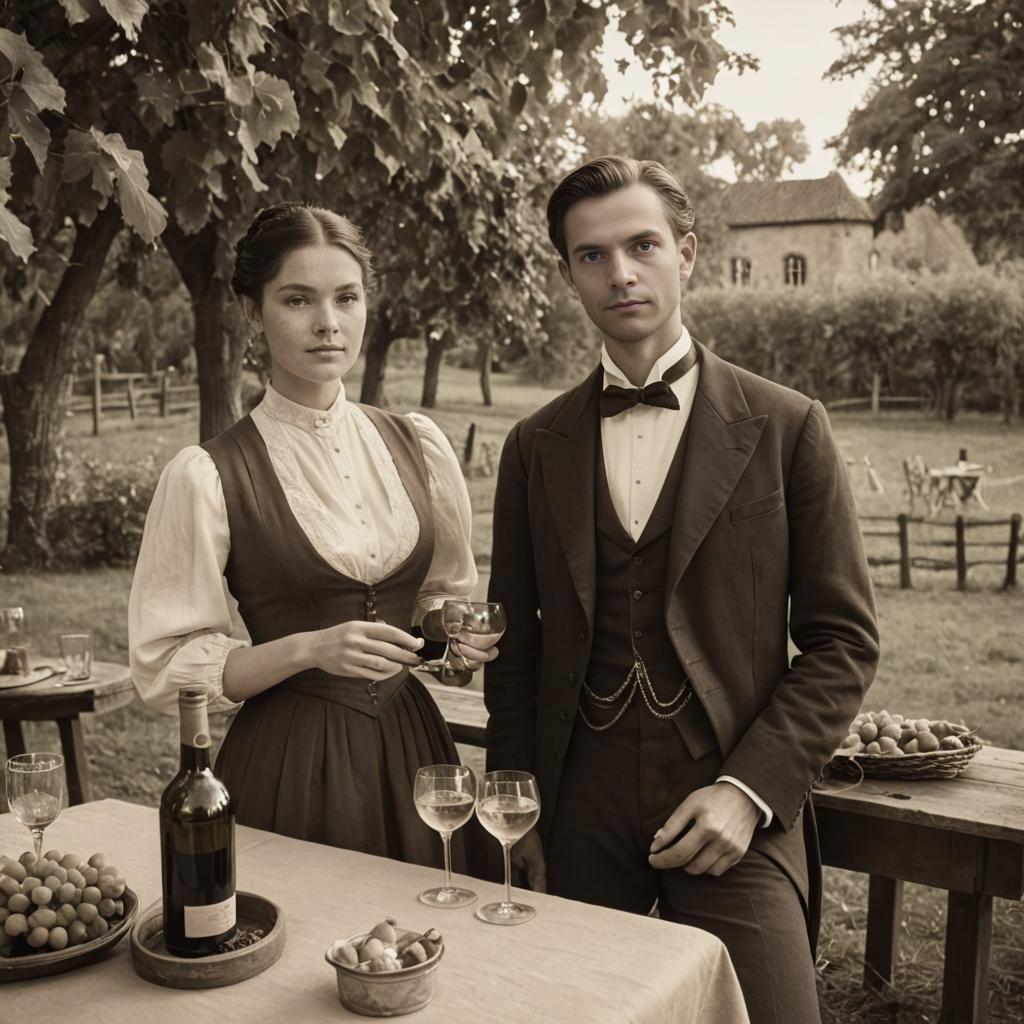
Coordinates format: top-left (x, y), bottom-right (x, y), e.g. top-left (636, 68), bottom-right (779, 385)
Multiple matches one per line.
top-left (1, 0), bottom-right (742, 568)
top-left (828, 0), bottom-right (1024, 262)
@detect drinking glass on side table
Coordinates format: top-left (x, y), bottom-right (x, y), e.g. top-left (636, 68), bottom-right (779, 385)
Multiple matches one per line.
top-left (414, 764), bottom-right (478, 908)
top-left (475, 770), bottom-right (540, 925)
top-left (58, 632), bottom-right (93, 683)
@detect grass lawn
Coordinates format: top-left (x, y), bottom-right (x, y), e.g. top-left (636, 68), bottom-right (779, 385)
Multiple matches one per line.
top-left (2, 358), bottom-right (1023, 1022)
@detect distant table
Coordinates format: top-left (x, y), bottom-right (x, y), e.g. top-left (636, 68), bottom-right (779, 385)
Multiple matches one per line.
top-left (928, 463), bottom-right (990, 514)
top-left (0, 800), bottom-right (749, 1023)
top-left (0, 661), bottom-right (134, 805)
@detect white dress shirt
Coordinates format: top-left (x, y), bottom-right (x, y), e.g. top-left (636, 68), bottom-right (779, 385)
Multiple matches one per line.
top-left (129, 383), bottom-right (477, 716)
top-left (601, 330), bottom-right (774, 827)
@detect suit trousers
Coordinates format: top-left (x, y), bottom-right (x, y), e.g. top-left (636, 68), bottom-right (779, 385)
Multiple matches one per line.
top-left (546, 698), bottom-right (822, 1024)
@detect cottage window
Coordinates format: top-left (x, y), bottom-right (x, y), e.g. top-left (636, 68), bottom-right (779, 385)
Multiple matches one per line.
top-left (784, 254), bottom-right (806, 286)
top-left (730, 257), bottom-right (751, 286)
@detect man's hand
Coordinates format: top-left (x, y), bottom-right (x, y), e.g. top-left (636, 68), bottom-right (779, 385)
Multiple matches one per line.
top-left (648, 783), bottom-right (760, 876)
top-left (510, 827), bottom-right (547, 893)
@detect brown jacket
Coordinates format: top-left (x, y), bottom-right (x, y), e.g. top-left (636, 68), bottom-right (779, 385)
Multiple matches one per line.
top-left (485, 342), bottom-right (879, 850)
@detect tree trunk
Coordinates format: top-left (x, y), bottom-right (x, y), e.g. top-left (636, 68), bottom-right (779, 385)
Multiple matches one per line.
top-left (1, 204), bottom-right (122, 570)
top-left (944, 378), bottom-right (960, 421)
top-left (421, 329), bottom-right (445, 409)
top-left (478, 338), bottom-right (493, 407)
top-left (162, 223), bottom-right (246, 440)
top-left (360, 310), bottom-right (395, 407)
top-left (870, 369), bottom-right (881, 417)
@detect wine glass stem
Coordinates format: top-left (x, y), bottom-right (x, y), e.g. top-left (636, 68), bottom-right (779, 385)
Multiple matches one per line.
top-left (441, 830), bottom-right (454, 891)
top-left (502, 841), bottom-right (513, 907)
top-left (30, 827), bottom-right (44, 863)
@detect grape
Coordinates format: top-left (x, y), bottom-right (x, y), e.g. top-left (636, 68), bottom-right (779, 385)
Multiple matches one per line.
top-left (82, 867), bottom-right (99, 886)
top-left (36, 860), bottom-right (59, 878)
top-left (4, 913), bottom-right (28, 937)
top-left (51, 866), bottom-right (68, 884)
top-left (28, 908), bottom-right (58, 929)
top-left (17, 852), bottom-right (37, 870)
top-left (21, 877), bottom-right (42, 894)
top-left (76, 903), bottom-right (98, 925)
top-left (31, 886), bottom-right (53, 906)
top-left (0, 908), bottom-right (8, 925)
top-left (7, 894), bottom-right (30, 915)
top-left (27, 926), bottom-right (49, 949)
top-left (81, 886), bottom-right (101, 905)
top-left (114, 900), bottom-right (124, 917)
top-left (67, 921), bottom-right (88, 946)
top-left (43, 874), bottom-right (63, 891)
top-left (66, 869), bottom-right (86, 888)
top-left (0, 877), bottom-right (19, 899)
top-left (86, 916), bottom-right (109, 940)
top-left (57, 904), bottom-right (77, 926)
top-left (1, 860), bottom-right (26, 883)
top-left (60, 853), bottom-right (81, 871)
top-left (98, 898), bottom-right (117, 919)
top-left (99, 878), bottom-right (125, 899)
top-left (87, 853), bottom-right (105, 869)
top-left (43, 849), bottom-right (62, 863)
top-left (48, 926), bottom-right (69, 951)
top-left (57, 882), bottom-right (76, 904)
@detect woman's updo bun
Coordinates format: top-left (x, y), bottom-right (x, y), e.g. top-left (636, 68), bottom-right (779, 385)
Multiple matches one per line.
top-left (231, 202), bottom-right (375, 302)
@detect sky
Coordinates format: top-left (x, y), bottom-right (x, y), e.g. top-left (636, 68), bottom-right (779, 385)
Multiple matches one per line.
top-left (600, 0), bottom-right (878, 194)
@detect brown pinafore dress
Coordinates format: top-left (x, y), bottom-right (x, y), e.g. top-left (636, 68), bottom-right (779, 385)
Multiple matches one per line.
top-left (202, 406), bottom-right (469, 869)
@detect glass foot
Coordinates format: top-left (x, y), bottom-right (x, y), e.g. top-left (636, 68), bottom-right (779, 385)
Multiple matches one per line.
top-left (475, 900), bottom-right (535, 925)
top-left (418, 886), bottom-right (477, 908)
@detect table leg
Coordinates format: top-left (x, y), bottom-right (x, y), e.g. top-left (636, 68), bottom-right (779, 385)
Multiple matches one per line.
top-left (2, 718), bottom-right (27, 757)
top-left (56, 716), bottom-right (93, 805)
top-left (939, 891), bottom-right (992, 1024)
top-left (864, 875), bottom-right (903, 993)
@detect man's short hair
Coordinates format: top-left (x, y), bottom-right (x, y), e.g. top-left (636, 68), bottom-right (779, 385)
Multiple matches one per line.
top-left (547, 156), bottom-right (695, 262)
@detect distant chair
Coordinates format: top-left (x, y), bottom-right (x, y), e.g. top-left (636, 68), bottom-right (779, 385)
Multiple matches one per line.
top-left (902, 454), bottom-right (931, 514)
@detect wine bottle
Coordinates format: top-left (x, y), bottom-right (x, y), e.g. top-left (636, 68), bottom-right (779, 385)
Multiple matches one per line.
top-left (159, 684), bottom-right (237, 957)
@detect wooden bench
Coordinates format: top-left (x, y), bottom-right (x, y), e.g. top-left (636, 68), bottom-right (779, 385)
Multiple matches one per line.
top-left (421, 678), bottom-right (1024, 1024)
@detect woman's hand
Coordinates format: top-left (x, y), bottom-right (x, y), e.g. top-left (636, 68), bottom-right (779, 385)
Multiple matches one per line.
top-left (311, 621), bottom-right (425, 680)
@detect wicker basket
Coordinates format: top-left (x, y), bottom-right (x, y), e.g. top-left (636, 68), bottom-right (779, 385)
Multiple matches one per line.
top-left (828, 735), bottom-right (982, 781)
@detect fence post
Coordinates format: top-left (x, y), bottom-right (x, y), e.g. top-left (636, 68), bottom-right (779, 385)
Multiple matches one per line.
top-left (159, 371), bottom-right (170, 417)
top-left (1005, 514), bottom-right (1022, 590)
top-left (91, 354), bottom-right (103, 436)
top-left (897, 513), bottom-right (912, 589)
top-left (955, 516), bottom-right (967, 591)
top-left (126, 376), bottom-right (137, 420)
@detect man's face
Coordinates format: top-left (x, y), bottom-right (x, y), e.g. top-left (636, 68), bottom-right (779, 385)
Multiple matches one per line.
top-left (558, 183), bottom-right (696, 349)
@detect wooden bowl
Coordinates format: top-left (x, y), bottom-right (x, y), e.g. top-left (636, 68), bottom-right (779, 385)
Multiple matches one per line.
top-left (129, 891), bottom-right (285, 989)
top-left (0, 887), bottom-right (139, 983)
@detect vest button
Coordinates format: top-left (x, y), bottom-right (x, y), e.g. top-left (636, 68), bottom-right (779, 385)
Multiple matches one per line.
top-left (632, 589), bottom-right (643, 600)
top-left (633, 555), bottom-right (644, 566)
top-left (560, 710), bottom-right (570, 721)
top-left (567, 673), bottom-right (576, 686)
top-left (633, 629), bottom-right (643, 640)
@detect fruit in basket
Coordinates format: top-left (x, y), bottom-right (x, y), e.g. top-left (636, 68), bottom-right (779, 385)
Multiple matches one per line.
top-left (335, 919), bottom-right (444, 973)
top-left (0, 850), bottom-right (129, 958)
top-left (839, 711), bottom-right (975, 759)
top-left (940, 735), bottom-right (964, 750)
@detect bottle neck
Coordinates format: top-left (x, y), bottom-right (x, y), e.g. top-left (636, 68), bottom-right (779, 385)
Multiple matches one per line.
top-left (178, 699), bottom-right (212, 772)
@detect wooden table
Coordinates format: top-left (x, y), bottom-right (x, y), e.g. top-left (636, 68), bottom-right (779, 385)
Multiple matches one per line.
top-left (0, 661), bottom-right (134, 805)
top-left (423, 680), bottom-right (1024, 1024)
top-left (928, 463), bottom-right (990, 514)
top-left (0, 800), bottom-right (750, 1023)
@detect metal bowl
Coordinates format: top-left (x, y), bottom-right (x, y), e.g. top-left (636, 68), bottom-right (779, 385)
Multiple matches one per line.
top-left (325, 927), bottom-right (444, 1017)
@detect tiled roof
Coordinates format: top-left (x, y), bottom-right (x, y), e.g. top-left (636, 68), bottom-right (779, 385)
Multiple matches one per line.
top-left (722, 172), bottom-right (875, 227)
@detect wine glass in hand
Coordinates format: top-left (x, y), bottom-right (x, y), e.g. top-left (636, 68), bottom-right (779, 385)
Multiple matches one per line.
top-left (475, 770), bottom-right (540, 925)
top-left (5, 753), bottom-right (65, 863)
top-left (414, 764), bottom-right (478, 908)
top-left (441, 601), bottom-right (505, 679)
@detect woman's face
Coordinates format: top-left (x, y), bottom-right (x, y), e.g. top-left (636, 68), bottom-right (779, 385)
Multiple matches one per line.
top-left (244, 242), bottom-right (367, 408)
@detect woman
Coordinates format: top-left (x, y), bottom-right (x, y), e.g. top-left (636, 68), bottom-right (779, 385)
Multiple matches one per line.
top-left (129, 202), bottom-right (496, 868)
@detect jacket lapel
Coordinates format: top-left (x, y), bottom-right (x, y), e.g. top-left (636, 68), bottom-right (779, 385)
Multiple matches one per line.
top-left (536, 367), bottom-right (602, 629)
top-left (666, 344), bottom-right (766, 605)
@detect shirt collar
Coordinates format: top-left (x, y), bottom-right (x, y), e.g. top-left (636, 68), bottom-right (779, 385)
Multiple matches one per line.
top-left (259, 381), bottom-right (347, 434)
top-left (601, 327), bottom-right (693, 388)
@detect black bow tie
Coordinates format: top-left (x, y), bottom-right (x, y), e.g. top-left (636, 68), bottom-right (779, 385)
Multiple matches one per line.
top-left (599, 347), bottom-right (698, 418)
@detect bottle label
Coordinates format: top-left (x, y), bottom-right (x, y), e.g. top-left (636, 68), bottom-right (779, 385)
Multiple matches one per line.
top-left (183, 893), bottom-right (236, 938)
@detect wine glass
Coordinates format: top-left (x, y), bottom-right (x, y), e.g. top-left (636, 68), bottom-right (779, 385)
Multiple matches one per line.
top-left (440, 600), bottom-right (506, 683)
top-left (413, 764), bottom-right (478, 908)
top-left (5, 753), bottom-right (66, 863)
top-left (1, 606), bottom-right (28, 675)
top-left (475, 770), bottom-right (540, 925)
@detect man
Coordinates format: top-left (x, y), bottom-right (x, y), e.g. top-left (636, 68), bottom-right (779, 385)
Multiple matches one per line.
top-left (484, 156), bottom-right (879, 1023)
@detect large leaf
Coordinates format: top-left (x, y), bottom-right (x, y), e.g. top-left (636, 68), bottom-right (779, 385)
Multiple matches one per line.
top-left (135, 71), bottom-right (179, 126)
top-left (0, 29), bottom-right (66, 112)
top-left (229, 3), bottom-right (272, 62)
top-left (97, 0), bottom-right (148, 41)
top-left (62, 129), bottom-right (115, 197)
top-left (90, 128), bottom-right (167, 241)
top-left (236, 72), bottom-right (299, 160)
top-left (9, 85), bottom-right (51, 172)
top-left (58, 0), bottom-right (100, 25)
top-left (0, 157), bottom-right (35, 261)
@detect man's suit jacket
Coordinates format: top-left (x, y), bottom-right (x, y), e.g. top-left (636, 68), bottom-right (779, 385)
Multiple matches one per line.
top-left (484, 341), bottom-right (880, 894)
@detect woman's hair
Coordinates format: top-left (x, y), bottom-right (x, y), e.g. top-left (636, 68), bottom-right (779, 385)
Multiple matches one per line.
top-left (231, 202), bottom-right (375, 302)
top-left (547, 156), bottom-right (695, 262)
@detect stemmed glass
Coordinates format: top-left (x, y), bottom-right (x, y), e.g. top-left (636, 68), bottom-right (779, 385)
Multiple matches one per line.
top-left (5, 753), bottom-right (66, 862)
top-left (413, 764), bottom-right (478, 908)
top-left (2, 606), bottom-right (27, 674)
top-left (440, 600), bottom-right (507, 683)
top-left (475, 770), bottom-right (540, 925)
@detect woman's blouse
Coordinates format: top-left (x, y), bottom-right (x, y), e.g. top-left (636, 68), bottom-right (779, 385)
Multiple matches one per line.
top-left (129, 383), bottom-right (477, 715)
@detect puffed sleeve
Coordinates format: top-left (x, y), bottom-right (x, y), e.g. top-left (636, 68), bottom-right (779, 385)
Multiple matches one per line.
top-left (407, 413), bottom-right (478, 624)
top-left (128, 446), bottom-right (249, 716)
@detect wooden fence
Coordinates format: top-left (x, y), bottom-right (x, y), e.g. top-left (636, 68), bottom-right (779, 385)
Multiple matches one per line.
top-left (69, 355), bottom-right (199, 435)
top-left (861, 512), bottom-right (1023, 590)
